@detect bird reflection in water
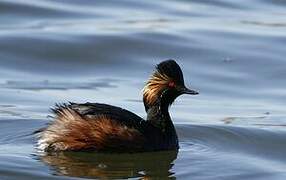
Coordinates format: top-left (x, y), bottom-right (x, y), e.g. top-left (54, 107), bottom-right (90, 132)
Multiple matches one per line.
top-left (38, 150), bottom-right (178, 179)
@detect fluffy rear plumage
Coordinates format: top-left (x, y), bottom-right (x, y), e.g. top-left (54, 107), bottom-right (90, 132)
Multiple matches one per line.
top-left (37, 104), bottom-right (145, 152)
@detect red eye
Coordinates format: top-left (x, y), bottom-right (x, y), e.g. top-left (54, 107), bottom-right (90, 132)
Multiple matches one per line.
top-left (168, 81), bottom-right (175, 88)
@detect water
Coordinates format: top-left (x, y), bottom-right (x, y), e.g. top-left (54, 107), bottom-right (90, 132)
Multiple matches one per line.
top-left (0, 0), bottom-right (286, 179)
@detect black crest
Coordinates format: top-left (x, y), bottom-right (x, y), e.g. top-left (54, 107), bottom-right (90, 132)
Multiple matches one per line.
top-left (156, 60), bottom-right (184, 85)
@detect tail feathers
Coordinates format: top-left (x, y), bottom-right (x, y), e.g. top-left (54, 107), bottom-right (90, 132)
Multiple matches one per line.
top-left (51, 103), bottom-right (75, 117)
top-left (36, 107), bottom-right (89, 151)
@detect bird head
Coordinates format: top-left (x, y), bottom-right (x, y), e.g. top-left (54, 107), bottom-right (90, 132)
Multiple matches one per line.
top-left (143, 60), bottom-right (198, 111)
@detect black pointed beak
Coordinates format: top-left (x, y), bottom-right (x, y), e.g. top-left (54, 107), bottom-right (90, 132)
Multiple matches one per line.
top-left (180, 87), bottom-right (199, 95)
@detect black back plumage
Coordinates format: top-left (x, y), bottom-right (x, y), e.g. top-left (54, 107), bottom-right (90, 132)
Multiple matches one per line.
top-left (56, 102), bottom-right (147, 131)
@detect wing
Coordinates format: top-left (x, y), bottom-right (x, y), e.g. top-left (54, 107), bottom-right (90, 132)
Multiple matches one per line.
top-left (65, 102), bottom-right (146, 129)
top-left (37, 102), bottom-right (148, 152)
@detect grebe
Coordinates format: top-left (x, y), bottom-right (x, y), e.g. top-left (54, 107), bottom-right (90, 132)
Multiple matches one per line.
top-left (36, 60), bottom-right (198, 152)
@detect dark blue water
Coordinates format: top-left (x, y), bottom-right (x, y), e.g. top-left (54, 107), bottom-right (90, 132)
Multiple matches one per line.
top-left (0, 0), bottom-right (286, 179)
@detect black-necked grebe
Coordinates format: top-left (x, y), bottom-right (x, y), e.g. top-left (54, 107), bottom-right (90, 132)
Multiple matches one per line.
top-left (36, 60), bottom-right (199, 152)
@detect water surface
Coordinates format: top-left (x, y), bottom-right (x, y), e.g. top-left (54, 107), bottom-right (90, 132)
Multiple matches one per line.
top-left (0, 0), bottom-right (286, 179)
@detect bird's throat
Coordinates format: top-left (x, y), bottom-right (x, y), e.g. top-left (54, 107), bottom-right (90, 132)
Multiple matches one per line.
top-left (146, 103), bottom-right (172, 132)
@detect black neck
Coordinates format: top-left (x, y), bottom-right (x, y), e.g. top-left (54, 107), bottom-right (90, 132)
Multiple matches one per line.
top-left (145, 100), bottom-right (179, 150)
top-left (145, 88), bottom-right (180, 131)
top-left (144, 92), bottom-right (179, 150)
top-left (146, 100), bottom-right (174, 133)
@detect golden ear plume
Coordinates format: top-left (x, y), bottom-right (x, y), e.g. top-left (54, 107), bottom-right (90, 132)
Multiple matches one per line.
top-left (143, 71), bottom-right (171, 106)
